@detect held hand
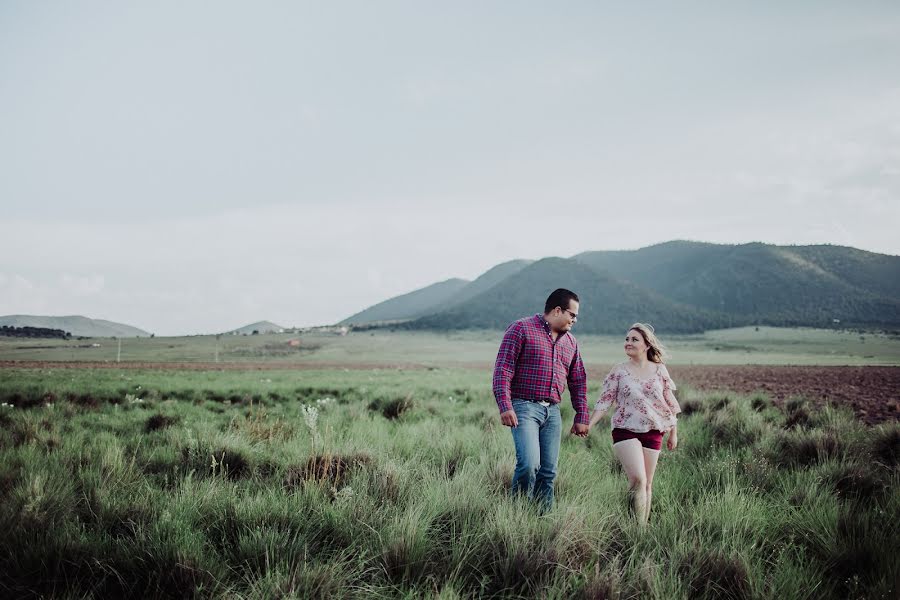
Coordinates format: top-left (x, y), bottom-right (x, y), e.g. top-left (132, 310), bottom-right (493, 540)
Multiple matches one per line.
top-left (667, 431), bottom-right (678, 451)
top-left (500, 410), bottom-right (519, 428)
top-left (571, 422), bottom-right (589, 438)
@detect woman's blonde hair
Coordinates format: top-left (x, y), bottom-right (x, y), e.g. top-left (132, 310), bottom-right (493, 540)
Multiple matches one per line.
top-left (629, 322), bottom-right (668, 363)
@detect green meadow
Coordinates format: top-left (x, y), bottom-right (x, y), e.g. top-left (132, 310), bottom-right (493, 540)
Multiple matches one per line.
top-left (2, 326), bottom-right (899, 366)
top-left (0, 363), bottom-right (898, 599)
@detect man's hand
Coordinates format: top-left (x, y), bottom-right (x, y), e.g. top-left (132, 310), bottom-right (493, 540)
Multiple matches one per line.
top-left (500, 410), bottom-right (519, 428)
top-left (571, 422), bottom-right (589, 438)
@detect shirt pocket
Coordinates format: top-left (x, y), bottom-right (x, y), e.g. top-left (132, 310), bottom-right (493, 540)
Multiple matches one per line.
top-left (556, 345), bottom-right (574, 371)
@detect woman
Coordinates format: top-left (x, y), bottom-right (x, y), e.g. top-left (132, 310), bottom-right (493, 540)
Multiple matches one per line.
top-left (588, 323), bottom-right (680, 525)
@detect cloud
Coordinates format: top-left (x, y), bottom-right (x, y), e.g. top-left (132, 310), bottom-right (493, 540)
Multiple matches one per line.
top-left (60, 274), bottom-right (105, 296)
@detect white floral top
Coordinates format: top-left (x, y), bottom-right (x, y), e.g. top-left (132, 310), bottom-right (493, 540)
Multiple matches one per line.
top-left (594, 362), bottom-right (681, 433)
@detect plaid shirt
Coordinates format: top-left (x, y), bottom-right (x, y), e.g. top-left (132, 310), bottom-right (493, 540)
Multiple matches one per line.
top-left (492, 314), bottom-right (589, 424)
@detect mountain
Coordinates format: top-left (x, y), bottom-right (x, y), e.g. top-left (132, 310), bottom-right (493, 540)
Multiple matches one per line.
top-left (340, 263), bottom-right (534, 326)
top-left (339, 278), bottom-right (470, 325)
top-left (342, 241), bottom-right (900, 333)
top-left (228, 321), bottom-right (286, 335)
top-left (0, 315), bottom-right (150, 338)
top-left (574, 241), bottom-right (900, 327)
top-left (442, 259), bottom-right (534, 308)
top-left (410, 257), bottom-right (730, 333)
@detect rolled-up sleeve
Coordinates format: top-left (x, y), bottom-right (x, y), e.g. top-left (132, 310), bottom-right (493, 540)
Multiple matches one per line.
top-left (492, 322), bottom-right (524, 414)
top-left (567, 346), bottom-right (589, 424)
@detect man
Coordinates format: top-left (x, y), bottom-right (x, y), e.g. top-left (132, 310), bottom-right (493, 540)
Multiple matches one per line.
top-left (492, 288), bottom-right (589, 511)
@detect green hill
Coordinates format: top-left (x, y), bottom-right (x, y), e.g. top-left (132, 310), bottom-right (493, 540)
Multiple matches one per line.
top-left (789, 244), bottom-right (900, 299)
top-left (345, 241), bottom-right (900, 333)
top-left (575, 241), bottom-right (900, 328)
top-left (410, 257), bottom-right (730, 333)
top-left (0, 315), bottom-right (150, 338)
top-left (442, 259), bottom-right (533, 308)
top-left (340, 278), bottom-right (470, 325)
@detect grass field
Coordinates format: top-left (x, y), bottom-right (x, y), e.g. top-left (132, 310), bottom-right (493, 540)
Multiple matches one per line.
top-left (1, 328), bottom-right (898, 598)
top-left (2, 326), bottom-right (899, 366)
top-left (0, 364), bottom-right (898, 599)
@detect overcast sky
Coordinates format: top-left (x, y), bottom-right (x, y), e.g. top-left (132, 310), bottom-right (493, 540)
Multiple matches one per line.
top-left (2, 2), bottom-right (899, 335)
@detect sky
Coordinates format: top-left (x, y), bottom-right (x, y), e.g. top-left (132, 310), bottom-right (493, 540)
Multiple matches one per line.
top-left (2, 2), bottom-right (899, 335)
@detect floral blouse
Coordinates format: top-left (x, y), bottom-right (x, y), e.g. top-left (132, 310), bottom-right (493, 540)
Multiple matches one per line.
top-left (594, 362), bottom-right (681, 433)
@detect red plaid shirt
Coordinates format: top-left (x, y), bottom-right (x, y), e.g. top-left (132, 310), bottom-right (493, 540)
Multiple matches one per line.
top-left (492, 314), bottom-right (589, 424)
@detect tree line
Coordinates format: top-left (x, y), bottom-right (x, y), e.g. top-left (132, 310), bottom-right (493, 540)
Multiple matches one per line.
top-left (0, 326), bottom-right (71, 339)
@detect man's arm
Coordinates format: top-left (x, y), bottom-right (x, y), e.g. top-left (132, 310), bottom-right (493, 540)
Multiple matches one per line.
top-left (493, 322), bottom-right (524, 424)
top-left (568, 344), bottom-right (589, 437)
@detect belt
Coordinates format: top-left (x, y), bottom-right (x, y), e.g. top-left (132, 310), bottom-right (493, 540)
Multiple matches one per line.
top-left (513, 398), bottom-right (552, 407)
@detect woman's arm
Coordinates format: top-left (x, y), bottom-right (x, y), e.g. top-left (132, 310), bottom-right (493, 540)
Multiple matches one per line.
top-left (588, 407), bottom-right (607, 429)
top-left (590, 367), bottom-right (620, 430)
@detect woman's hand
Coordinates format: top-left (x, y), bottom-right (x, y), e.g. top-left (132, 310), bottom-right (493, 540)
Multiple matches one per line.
top-left (667, 427), bottom-right (678, 451)
top-left (588, 409), bottom-right (606, 429)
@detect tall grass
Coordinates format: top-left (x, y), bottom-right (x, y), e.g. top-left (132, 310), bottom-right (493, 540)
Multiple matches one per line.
top-left (0, 369), bottom-right (897, 598)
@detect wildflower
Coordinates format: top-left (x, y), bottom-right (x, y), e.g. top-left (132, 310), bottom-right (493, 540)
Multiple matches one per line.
top-left (302, 404), bottom-right (319, 432)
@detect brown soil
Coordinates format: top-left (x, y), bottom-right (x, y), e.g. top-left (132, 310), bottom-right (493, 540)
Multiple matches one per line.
top-left (2, 361), bottom-right (897, 425)
top-left (588, 364), bottom-right (900, 425)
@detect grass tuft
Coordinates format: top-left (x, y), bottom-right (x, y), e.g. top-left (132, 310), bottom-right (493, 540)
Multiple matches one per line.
top-left (284, 452), bottom-right (373, 489)
top-left (824, 463), bottom-right (885, 501)
top-left (145, 413), bottom-right (179, 433)
top-left (768, 430), bottom-right (843, 468)
top-left (369, 395), bottom-right (415, 420)
top-left (677, 547), bottom-right (751, 600)
top-left (783, 398), bottom-right (812, 429)
top-left (869, 425), bottom-right (900, 468)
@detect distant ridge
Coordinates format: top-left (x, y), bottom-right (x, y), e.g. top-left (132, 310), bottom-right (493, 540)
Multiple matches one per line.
top-left (341, 241), bottom-right (900, 333)
top-left (227, 321), bottom-right (286, 335)
top-left (339, 278), bottom-right (470, 325)
top-left (0, 315), bottom-right (150, 338)
top-left (441, 259), bottom-right (534, 308)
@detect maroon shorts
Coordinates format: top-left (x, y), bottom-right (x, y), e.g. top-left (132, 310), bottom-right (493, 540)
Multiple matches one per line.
top-left (612, 428), bottom-right (663, 451)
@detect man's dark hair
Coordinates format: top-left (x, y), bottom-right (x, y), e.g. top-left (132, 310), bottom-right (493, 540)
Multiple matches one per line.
top-left (544, 288), bottom-right (579, 314)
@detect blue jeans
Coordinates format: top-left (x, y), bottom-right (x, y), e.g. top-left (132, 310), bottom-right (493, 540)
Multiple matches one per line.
top-left (510, 399), bottom-right (561, 511)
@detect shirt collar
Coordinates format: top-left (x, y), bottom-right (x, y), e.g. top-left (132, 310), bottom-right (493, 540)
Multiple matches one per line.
top-left (536, 313), bottom-right (566, 339)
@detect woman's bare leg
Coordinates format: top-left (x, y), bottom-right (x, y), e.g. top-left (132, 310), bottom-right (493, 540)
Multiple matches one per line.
top-left (613, 439), bottom-right (648, 524)
top-left (641, 448), bottom-right (661, 523)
